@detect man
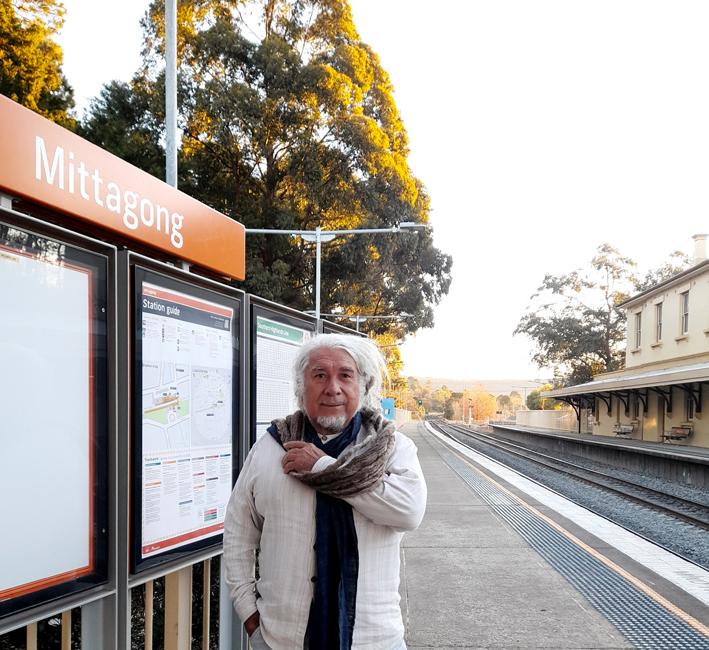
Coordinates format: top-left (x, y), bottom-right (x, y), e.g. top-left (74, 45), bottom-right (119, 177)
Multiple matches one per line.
top-left (224, 333), bottom-right (427, 650)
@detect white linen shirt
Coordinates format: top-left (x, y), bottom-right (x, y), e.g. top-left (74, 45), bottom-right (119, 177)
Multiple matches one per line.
top-left (223, 427), bottom-right (427, 650)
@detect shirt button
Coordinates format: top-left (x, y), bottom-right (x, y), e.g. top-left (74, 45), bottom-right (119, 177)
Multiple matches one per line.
top-left (311, 576), bottom-right (316, 582)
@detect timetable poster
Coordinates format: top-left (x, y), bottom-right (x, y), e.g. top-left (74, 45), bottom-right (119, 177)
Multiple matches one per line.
top-left (255, 316), bottom-right (312, 438)
top-left (139, 281), bottom-right (234, 559)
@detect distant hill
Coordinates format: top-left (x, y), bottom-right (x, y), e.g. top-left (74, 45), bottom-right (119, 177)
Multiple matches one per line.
top-left (408, 376), bottom-right (549, 396)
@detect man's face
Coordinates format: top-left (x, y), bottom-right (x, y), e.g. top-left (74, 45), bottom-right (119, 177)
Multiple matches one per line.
top-left (303, 347), bottom-right (361, 434)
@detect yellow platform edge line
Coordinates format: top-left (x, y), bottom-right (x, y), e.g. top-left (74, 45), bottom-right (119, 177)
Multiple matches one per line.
top-left (439, 430), bottom-right (709, 639)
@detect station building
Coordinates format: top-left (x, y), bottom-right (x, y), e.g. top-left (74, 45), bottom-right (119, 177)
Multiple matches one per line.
top-left (545, 234), bottom-right (709, 449)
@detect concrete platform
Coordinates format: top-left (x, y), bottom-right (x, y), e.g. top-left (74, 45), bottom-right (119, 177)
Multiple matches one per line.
top-left (400, 421), bottom-right (633, 649)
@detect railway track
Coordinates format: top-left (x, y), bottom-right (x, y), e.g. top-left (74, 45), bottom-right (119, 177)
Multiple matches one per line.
top-left (429, 418), bottom-right (709, 533)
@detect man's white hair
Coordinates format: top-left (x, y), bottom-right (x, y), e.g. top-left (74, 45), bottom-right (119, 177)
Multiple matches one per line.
top-left (293, 333), bottom-right (387, 412)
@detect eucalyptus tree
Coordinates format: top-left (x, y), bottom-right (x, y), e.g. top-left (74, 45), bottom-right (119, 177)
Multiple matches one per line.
top-left (515, 243), bottom-right (691, 386)
top-left (0, 0), bottom-right (74, 126)
top-left (81, 0), bottom-right (452, 332)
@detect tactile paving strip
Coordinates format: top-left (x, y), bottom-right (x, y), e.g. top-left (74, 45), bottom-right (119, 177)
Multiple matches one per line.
top-left (435, 440), bottom-right (709, 650)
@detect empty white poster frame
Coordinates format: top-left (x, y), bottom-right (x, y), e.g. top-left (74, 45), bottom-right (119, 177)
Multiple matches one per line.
top-left (0, 220), bottom-right (109, 620)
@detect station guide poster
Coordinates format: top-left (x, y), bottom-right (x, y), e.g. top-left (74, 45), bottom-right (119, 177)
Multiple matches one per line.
top-left (131, 266), bottom-right (240, 573)
top-left (0, 220), bottom-right (109, 619)
top-left (250, 302), bottom-right (316, 441)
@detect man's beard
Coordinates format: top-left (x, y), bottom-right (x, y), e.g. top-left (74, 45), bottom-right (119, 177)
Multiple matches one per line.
top-left (315, 415), bottom-right (348, 434)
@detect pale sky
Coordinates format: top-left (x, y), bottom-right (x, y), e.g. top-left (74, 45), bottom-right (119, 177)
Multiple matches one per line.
top-left (56, 1), bottom-right (709, 381)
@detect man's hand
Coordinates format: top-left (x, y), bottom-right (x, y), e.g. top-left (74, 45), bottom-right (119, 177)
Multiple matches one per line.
top-left (282, 441), bottom-right (326, 473)
top-left (244, 611), bottom-right (260, 636)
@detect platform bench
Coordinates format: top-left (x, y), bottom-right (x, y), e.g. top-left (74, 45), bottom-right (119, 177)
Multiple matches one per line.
top-left (613, 424), bottom-right (635, 436)
top-left (663, 426), bottom-right (692, 441)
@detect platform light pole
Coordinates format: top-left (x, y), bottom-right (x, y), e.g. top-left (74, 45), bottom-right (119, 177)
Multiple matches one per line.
top-left (317, 312), bottom-right (412, 333)
top-left (347, 312), bottom-right (412, 333)
top-left (347, 315), bottom-right (367, 332)
top-left (245, 223), bottom-right (425, 320)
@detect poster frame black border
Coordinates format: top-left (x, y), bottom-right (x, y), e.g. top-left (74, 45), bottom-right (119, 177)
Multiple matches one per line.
top-left (0, 211), bottom-right (111, 621)
top-left (130, 264), bottom-right (242, 575)
top-left (247, 295), bottom-right (318, 447)
top-left (319, 319), bottom-right (366, 337)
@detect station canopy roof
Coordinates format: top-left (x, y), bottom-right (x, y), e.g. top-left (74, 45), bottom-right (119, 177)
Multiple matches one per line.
top-left (544, 360), bottom-right (709, 398)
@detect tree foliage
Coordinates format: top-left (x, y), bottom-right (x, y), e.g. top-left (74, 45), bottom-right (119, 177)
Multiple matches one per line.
top-left (375, 331), bottom-right (406, 396)
top-left (443, 398), bottom-right (455, 420)
top-left (431, 385), bottom-right (451, 412)
top-left (467, 386), bottom-right (496, 421)
top-left (634, 250), bottom-right (691, 292)
top-left (0, 0), bottom-right (74, 126)
top-left (515, 244), bottom-right (634, 386)
top-left (526, 384), bottom-right (559, 410)
top-left (496, 393), bottom-right (511, 415)
top-left (76, 80), bottom-right (166, 179)
top-left (494, 391), bottom-right (524, 418)
top-left (515, 244), bottom-right (692, 386)
top-left (442, 385), bottom-right (496, 422)
top-left (79, 0), bottom-right (452, 334)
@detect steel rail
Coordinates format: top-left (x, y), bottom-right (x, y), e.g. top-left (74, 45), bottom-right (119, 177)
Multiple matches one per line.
top-left (430, 419), bottom-right (709, 532)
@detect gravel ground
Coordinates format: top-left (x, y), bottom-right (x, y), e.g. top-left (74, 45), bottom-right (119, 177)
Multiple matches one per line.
top-left (445, 427), bottom-right (709, 570)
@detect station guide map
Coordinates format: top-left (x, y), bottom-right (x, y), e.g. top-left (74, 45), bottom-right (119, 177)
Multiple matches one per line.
top-left (140, 281), bottom-right (234, 558)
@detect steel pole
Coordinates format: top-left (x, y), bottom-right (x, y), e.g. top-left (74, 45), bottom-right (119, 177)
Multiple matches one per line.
top-left (165, 0), bottom-right (178, 187)
top-left (245, 226), bottom-right (411, 322)
top-left (315, 227), bottom-right (322, 320)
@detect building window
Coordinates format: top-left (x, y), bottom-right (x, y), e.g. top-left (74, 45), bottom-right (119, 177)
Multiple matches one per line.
top-left (634, 312), bottom-right (642, 348)
top-left (687, 395), bottom-right (695, 420)
top-left (632, 394), bottom-right (640, 419)
top-left (680, 291), bottom-right (689, 334)
top-left (655, 303), bottom-right (662, 341)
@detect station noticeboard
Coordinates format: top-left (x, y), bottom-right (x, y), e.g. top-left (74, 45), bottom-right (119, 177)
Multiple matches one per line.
top-left (0, 95), bottom-right (245, 280)
top-left (0, 218), bottom-right (109, 618)
top-left (131, 266), bottom-right (241, 573)
top-left (0, 96), bottom-right (248, 618)
top-left (249, 299), bottom-right (317, 441)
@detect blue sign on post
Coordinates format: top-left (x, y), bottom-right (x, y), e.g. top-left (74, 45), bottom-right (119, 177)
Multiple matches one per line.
top-left (381, 397), bottom-right (395, 421)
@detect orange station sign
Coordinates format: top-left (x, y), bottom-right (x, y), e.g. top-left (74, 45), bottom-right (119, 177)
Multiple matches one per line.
top-left (0, 95), bottom-right (245, 280)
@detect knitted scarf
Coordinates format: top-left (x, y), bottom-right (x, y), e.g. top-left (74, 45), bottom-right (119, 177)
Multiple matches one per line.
top-left (269, 407), bottom-right (396, 498)
top-left (268, 408), bottom-right (396, 649)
